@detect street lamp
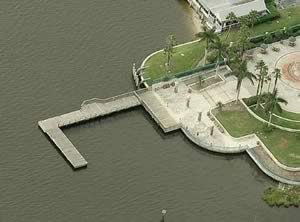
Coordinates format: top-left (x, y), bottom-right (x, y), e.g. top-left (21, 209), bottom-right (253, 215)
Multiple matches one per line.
top-left (161, 209), bottom-right (167, 222)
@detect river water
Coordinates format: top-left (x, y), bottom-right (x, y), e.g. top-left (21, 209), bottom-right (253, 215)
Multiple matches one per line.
top-left (0, 0), bottom-right (299, 221)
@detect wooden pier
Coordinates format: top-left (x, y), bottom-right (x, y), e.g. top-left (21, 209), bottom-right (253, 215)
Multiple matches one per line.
top-left (39, 89), bottom-right (179, 169)
top-left (39, 92), bottom-right (142, 169)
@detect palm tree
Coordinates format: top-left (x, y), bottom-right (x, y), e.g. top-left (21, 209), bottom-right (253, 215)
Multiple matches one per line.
top-left (211, 36), bottom-right (229, 63)
top-left (225, 12), bottom-right (237, 40)
top-left (195, 26), bottom-right (217, 64)
top-left (211, 37), bottom-right (229, 75)
top-left (256, 63), bottom-right (268, 109)
top-left (266, 74), bottom-right (272, 93)
top-left (247, 10), bottom-right (259, 28)
top-left (255, 60), bottom-right (269, 108)
top-left (226, 44), bottom-right (240, 66)
top-left (264, 89), bottom-right (288, 127)
top-left (217, 101), bottom-right (223, 112)
top-left (237, 24), bottom-right (251, 57)
top-left (232, 60), bottom-right (257, 103)
top-left (163, 35), bottom-right (176, 74)
top-left (272, 68), bottom-right (282, 93)
top-left (255, 60), bottom-right (265, 94)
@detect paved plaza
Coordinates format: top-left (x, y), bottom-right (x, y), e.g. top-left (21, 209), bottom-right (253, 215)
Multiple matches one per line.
top-left (152, 72), bottom-right (257, 153)
top-left (246, 36), bottom-right (300, 113)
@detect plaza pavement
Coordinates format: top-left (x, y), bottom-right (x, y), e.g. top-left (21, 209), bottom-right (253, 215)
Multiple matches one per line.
top-left (152, 74), bottom-right (258, 153)
top-left (246, 36), bottom-right (300, 113)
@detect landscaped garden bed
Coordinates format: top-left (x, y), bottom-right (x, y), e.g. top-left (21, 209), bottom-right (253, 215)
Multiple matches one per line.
top-left (250, 105), bottom-right (300, 130)
top-left (273, 109), bottom-right (300, 121)
top-left (243, 96), bottom-right (300, 130)
top-left (188, 75), bottom-right (223, 91)
top-left (215, 101), bottom-right (300, 167)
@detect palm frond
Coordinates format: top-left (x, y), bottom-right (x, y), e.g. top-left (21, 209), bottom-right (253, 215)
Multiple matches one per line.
top-left (277, 97), bottom-right (288, 105)
top-left (275, 103), bottom-right (283, 113)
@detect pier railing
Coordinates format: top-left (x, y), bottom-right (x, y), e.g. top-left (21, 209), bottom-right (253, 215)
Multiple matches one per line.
top-left (81, 91), bottom-right (136, 107)
top-left (81, 88), bottom-right (149, 108)
top-left (182, 127), bottom-right (250, 154)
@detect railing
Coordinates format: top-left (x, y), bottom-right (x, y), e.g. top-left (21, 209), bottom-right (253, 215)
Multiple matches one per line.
top-left (246, 149), bottom-right (300, 185)
top-left (240, 99), bottom-right (300, 132)
top-left (210, 108), bottom-right (259, 144)
top-left (148, 61), bottom-right (226, 85)
top-left (273, 113), bottom-right (300, 123)
top-left (212, 100), bottom-right (300, 172)
top-left (181, 127), bottom-right (249, 154)
top-left (81, 91), bottom-right (136, 107)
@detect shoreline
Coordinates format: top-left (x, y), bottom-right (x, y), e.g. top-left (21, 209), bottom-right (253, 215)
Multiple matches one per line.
top-left (190, 8), bottom-right (204, 33)
top-left (139, 7), bottom-right (204, 78)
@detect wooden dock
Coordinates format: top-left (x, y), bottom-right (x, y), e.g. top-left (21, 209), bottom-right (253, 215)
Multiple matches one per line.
top-left (39, 92), bottom-right (141, 169)
top-left (39, 88), bottom-right (179, 169)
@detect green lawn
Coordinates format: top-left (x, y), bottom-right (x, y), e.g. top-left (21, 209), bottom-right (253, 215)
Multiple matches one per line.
top-left (144, 40), bottom-right (205, 81)
top-left (143, 6), bottom-right (300, 83)
top-left (250, 6), bottom-right (300, 35)
top-left (251, 106), bottom-right (300, 130)
top-left (215, 104), bottom-right (300, 167)
top-left (274, 109), bottom-right (300, 121)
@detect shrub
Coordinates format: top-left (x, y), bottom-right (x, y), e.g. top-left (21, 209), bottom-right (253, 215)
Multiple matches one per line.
top-left (250, 25), bottom-right (299, 46)
top-left (162, 76), bottom-right (170, 82)
top-left (243, 96), bottom-right (258, 106)
top-left (264, 33), bottom-right (274, 44)
top-left (274, 31), bottom-right (285, 41)
top-left (255, 0), bottom-right (280, 26)
top-left (206, 50), bottom-right (218, 63)
top-left (262, 124), bottom-right (273, 133)
top-left (217, 101), bottom-right (223, 112)
top-left (249, 34), bottom-right (265, 44)
top-left (263, 186), bottom-right (300, 208)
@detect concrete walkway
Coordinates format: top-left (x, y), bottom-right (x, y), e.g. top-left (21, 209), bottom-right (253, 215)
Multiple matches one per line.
top-left (153, 74), bottom-right (258, 153)
top-left (136, 90), bottom-right (179, 132)
top-left (247, 146), bottom-right (300, 185)
top-left (150, 63), bottom-right (300, 184)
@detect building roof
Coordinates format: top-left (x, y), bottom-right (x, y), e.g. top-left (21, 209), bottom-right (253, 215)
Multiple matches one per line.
top-left (199, 0), bottom-right (267, 22)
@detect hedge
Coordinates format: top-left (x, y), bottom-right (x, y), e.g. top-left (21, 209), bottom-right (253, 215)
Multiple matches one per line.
top-left (149, 61), bottom-right (226, 85)
top-left (249, 24), bottom-right (300, 45)
top-left (255, 1), bottom-right (281, 26)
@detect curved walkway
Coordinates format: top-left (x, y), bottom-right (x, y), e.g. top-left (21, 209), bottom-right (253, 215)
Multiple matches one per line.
top-left (182, 127), bottom-right (250, 153)
top-left (247, 146), bottom-right (300, 185)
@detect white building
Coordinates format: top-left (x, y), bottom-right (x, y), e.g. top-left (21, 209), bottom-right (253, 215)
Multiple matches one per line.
top-left (187, 0), bottom-right (268, 32)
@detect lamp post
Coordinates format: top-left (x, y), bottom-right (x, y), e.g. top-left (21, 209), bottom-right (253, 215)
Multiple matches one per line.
top-left (186, 97), bottom-right (191, 108)
top-left (210, 126), bottom-right (214, 136)
top-left (198, 112), bottom-right (202, 122)
top-left (161, 209), bottom-right (167, 222)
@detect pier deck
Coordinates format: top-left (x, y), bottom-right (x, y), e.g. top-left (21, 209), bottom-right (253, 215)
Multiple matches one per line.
top-left (39, 92), bottom-right (141, 169)
top-left (44, 127), bottom-right (88, 168)
top-left (136, 90), bottom-right (179, 132)
top-left (39, 88), bottom-right (181, 168)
